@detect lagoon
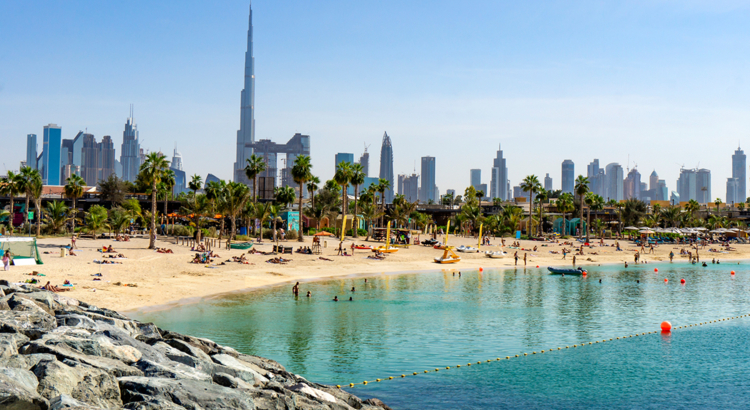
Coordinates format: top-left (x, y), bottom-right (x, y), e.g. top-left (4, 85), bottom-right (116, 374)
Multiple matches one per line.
top-left (132, 263), bottom-right (750, 409)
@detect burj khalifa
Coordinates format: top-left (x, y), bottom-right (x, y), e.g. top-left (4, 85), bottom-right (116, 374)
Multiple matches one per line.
top-left (234, 4), bottom-right (255, 184)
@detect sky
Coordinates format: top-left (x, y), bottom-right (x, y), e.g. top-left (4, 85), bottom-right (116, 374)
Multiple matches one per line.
top-left (1, 0), bottom-right (749, 199)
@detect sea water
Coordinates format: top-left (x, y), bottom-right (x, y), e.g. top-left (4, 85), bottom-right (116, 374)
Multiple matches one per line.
top-left (132, 262), bottom-right (750, 409)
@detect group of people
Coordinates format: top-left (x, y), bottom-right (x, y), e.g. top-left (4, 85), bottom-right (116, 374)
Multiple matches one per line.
top-left (114, 234), bottom-right (131, 242)
top-left (156, 248), bottom-right (174, 254)
top-left (295, 246), bottom-right (313, 254)
top-left (191, 252), bottom-right (217, 264)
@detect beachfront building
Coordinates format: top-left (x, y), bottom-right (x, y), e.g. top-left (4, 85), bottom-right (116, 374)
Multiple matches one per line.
top-left (26, 134), bottom-right (37, 170)
top-left (731, 147), bottom-right (746, 203)
top-left (489, 144), bottom-right (509, 201)
top-left (544, 173), bottom-right (552, 191)
top-left (604, 163), bottom-right (624, 201)
top-left (233, 4), bottom-right (256, 185)
top-left (420, 156), bottom-right (436, 203)
top-left (398, 173), bottom-right (419, 202)
top-left (41, 124), bottom-right (62, 185)
top-left (561, 160), bottom-right (574, 194)
top-left (120, 106), bottom-right (141, 183)
top-left (677, 168), bottom-right (711, 203)
top-left (379, 132), bottom-right (394, 203)
top-left (623, 168), bottom-right (641, 200)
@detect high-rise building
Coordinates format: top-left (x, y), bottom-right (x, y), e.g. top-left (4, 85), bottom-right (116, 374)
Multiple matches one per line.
top-left (26, 134), bottom-right (37, 170)
top-left (171, 149), bottom-right (187, 195)
top-left (605, 163), bottom-right (624, 201)
top-left (120, 106), bottom-right (141, 183)
top-left (623, 168), bottom-right (641, 200)
top-left (335, 153), bottom-right (354, 171)
top-left (649, 170), bottom-right (659, 191)
top-left (378, 132), bottom-right (394, 203)
top-left (727, 178), bottom-right (740, 205)
top-left (470, 169), bottom-right (481, 189)
top-left (42, 124), bottom-right (62, 185)
top-left (251, 133), bottom-right (310, 195)
top-left (359, 147), bottom-right (369, 177)
top-left (72, 131), bottom-right (84, 169)
top-left (398, 173), bottom-right (419, 202)
top-left (513, 185), bottom-right (524, 200)
top-left (544, 173), bottom-right (552, 191)
top-left (98, 135), bottom-right (116, 182)
top-left (586, 159), bottom-right (605, 197)
top-left (641, 170), bottom-right (667, 201)
top-left (677, 168), bottom-right (711, 203)
top-left (731, 147), bottom-right (746, 203)
top-left (489, 144), bottom-right (508, 201)
top-left (561, 160), bottom-right (574, 194)
top-left (81, 134), bottom-right (99, 186)
top-left (420, 156), bottom-right (436, 203)
top-left (171, 148), bottom-right (184, 171)
top-left (234, 4), bottom-right (256, 184)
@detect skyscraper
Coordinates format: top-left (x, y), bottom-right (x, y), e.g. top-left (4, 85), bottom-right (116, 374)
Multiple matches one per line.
top-left (420, 156), bottom-right (436, 203)
top-left (379, 132), bottom-right (394, 203)
top-left (470, 169), bottom-right (481, 189)
top-left (335, 153), bottom-right (354, 171)
top-left (26, 134), bottom-right (37, 170)
top-left (544, 173), bottom-right (552, 191)
top-left (398, 173), bottom-right (419, 202)
top-left (42, 124), bottom-right (62, 185)
top-left (234, 4), bottom-right (256, 184)
top-left (731, 147), bottom-right (746, 203)
top-left (98, 135), bottom-right (116, 182)
top-left (623, 168), bottom-right (641, 200)
top-left (727, 178), bottom-right (740, 205)
top-left (489, 144), bottom-right (508, 201)
top-left (561, 160), bottom-right (574, 194)
top-left (120, 106), bottom-right (141, 183)
top-left (677, 168), bottom-right (711, 203)
top-left (359, 148), bottom-right (369, 177)
top-left (649, 170), bottom-right (659, 191)
top-left (587, 159), bottom-right (605, 197)
top-left (696, 169), bottom-right (711, 203)
top-left (171, 148), bottom-right (187, 195)
top-left (605, 163), bottom-right (624, 201)
top-left (81, 134), bottom-right (99, 186)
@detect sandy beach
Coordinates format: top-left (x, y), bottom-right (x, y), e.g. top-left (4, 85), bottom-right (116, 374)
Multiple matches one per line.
top-left (3, 234), bottom-right (744, 314)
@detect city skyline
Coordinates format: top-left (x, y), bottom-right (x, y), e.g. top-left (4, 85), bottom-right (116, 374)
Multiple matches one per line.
top-left (2, 2), bottom-right (750, 195)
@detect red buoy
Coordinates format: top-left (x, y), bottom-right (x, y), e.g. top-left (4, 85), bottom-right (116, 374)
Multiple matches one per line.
top-left (536, 265), bottom-right (539, 268)
top-left (731, 271), bottom-right (736, 275)
top-left (664, 278), bottom-right (668, 283)
top-left (661, 321), bottom-right (672, 332)
top-left (680, 278), bottom-right (686, 284)
top-left (654, 268), bottom-right (658, 272)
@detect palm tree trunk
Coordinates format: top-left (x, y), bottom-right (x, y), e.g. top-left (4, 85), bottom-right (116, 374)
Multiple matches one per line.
top-left (230, 216), bottom-right (236, 242)
top-left (586, 208), bottom-right (591, 243)
top-left (579, 195), bottom-right (584, 238)
top-left (149, 182), bottom-right (157, 249)
top-left (71, 197), bottom-right (77, 240)
top-left (253, 176), bottom-right (258, 204)
top-left (35, 199), bottom-right (41, 237)
top-left (353, 185), bottom-right (359, 238)
top-left (9, 195), bottom-right (14, 236)
top-left (25, 194), bottom-right (30, 230)
top-left (298, 181), bottom-right (304, 242)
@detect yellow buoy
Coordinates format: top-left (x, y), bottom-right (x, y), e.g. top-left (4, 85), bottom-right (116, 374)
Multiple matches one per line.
top-left (363, 381), bottom-right (368, 385)
top-left (401, 374), bottom-right (405, 378)
top-left (350, 383), bottom-right (354, 387)
top-left (413, 372), bottom-right (418, 375)
top-left (376, 379), bottom-right (381, 382)
top-left (389, 376), bottom-right (393, 380)
top-left (424, 370), bottom-right (429, 373)
top-left (337, 385), bottom-right (341, 389)
top-left (506, 356), bottom-right (511, 359)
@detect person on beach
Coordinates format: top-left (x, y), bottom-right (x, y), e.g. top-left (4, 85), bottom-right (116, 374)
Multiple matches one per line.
top-left (514, 252), bottom-right (518, 266)
top-left (669, 251), bottom-right (674, 262)
top-left (2, 252), bottom-right (9, 271)
top-left (523, 253), bottom-right (527, 266)
top-left (71, 235), bottom-right (77, 249)
top-left (351, 242), bottom-right (355, 255)
top-left (562, 248), bottom-right (567, 259)
top-left (572, 255), bottom-right (576, 266)
top-left (337, 241), bottom-right (343, 256)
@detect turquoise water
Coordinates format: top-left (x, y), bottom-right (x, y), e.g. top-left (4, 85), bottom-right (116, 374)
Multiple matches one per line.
top-left (132, 263), bottom-right (750, 409)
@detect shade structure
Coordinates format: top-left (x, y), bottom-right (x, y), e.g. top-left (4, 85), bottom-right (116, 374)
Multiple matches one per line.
top-left (313, 231), bottom-right (335, 237)
top-left (624, 226), bottom-right (639, 230)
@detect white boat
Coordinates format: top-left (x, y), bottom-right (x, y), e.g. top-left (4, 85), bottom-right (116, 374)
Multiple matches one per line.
top-left (456, 245), bottom-right (478, 253)
top-left (435, 248), bottom-right (461, 264)
top-left (484, 251), bottom-right (506, 259)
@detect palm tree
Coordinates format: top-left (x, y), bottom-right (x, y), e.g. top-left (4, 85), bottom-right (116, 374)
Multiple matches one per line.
top-left (556, 193), bottom-right (574, 235)
top-left (188, 174), bottom-right (202, 196)
top-left (334, 162), bottom-right (352, 218)
top-left (376, 178), bottom-right (391, 228)
top-left (44, 200), bottom-right (70, 235)
top-left (181, 193), bottom-right (209, 240)
top-left (660, 206), bottom-right (681, 228)
top-left (0, 171), bottom-right (22, 235)
top-left (535, 188), bottom-right (548, 236)
top-left (574, 175), bottom-right (590, 238)
top-left (162, 169), bottom-right (176, 218)
top-left (221, 182), bottom-right (250, 241)
top-left (684, 199), bottom-right (700, 223)
top-left (291, 155), bottom-right (312, 241)
top-left (306, 176), bottom-right (321, 211)
top-left (714, 198), bottom-right (722, 216)
top-left (244, 154), bottom-right (267, 204)
top-left (27, 172), bottom-right (43, 237)
top-left (348, 164), bottom-right (366, 237)
top-left (139, 152), bottom-right (170, 249)
top-left (205, 180), bottom-right (227, 238)
top-left (64, 174), bottom-right (86, 239)
top-left (584, 192), bottom-right (604, 242)
top-left (18, 166), bottom-right (38, 231)
top-left (108, 208), bottom-right (131, 234)
top-left (84, 205), bottom-right (109, 240)
top-left (274, 186), bottom-right (296, 210)
top-left (520, 175), bottom-right (541, 236)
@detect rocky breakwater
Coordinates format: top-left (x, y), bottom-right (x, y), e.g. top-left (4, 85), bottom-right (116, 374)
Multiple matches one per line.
top-left (0, 281), bottom-right (391, 410)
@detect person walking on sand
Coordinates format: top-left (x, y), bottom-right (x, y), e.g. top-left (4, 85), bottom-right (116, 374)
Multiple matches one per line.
top-left (2, 252), bottom-right (9, 271)
top-left (669, 251), bottom-right (674, 262)
top-left (514, 251), bottom-right (518, 266)
top-left (71, 235), bottom-right (77, 250)
top-left (523, 253), bottom-right (527, 266)
top-left (351, 242), bottom-right (355, 255)
top-left (337, 241), bottom-right (343, 256)
top-left (562, 248), bottom-right (567, 259)
top-left (572, 255), bottom-right (576, 266)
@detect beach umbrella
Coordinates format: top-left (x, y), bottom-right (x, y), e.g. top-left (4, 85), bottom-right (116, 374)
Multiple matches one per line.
top-left (624, 226), bottom-right (639, 230)
top-left (694, 227), bottom-right (707, 231)
top-left (314, 231), bottom-right (334, 237)
top-left (638, 226), bottom-right (649, 230)
top-left (639, 229), bottom-right (656, 234)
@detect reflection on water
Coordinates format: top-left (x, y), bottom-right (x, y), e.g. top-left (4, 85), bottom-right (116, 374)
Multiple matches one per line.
top-left (133, 263), bottom-right (750, 409)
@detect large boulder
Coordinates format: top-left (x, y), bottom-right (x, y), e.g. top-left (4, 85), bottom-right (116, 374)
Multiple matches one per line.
top-left (119, 376), bottom-right (256, 409)
top-left (210, 353), bottom-right (269, 386)
top-left (49, 394), bottom-right (107, 410)
top-left (0, 333), bottom-right (30, 358)
top-left (0, 296), bottom-right (57, 339)
top-left (32, 359), bottom-right (122, 409)
top-left (0, 368), bottom-right (49, 410)
top-left (20, 340), bottom-right (143, 378)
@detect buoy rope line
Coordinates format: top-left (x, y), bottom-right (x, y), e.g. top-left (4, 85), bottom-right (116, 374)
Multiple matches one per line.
top-left (337, 314), bottom-right (750, 389)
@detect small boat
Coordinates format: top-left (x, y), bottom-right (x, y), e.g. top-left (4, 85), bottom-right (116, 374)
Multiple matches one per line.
top-left (373, 246), bottom-right (398, 254)
top-left (456, 245), bottom-right (478, 253)
top-left (354, 245), bottom-right (373, 250)
top-left (433, 243), bottom-right (448, 250)
top-left (485, 251), bottom-right (505, 259)
top-left (547, 267), bottom-right (587, 275)
top-left (435, 248), bottom-right (461, 264)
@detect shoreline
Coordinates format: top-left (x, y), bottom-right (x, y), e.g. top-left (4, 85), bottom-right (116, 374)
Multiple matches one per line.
top-left (8, 235), bottom-right (744, 314)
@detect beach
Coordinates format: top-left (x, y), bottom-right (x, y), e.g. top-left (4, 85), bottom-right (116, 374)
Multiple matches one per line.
top-left (5, 234), bottom-right (744, 313)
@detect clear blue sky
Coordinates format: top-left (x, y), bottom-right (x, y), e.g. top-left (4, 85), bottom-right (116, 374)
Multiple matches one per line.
top-left (1, 0), bottom-right (749, 197)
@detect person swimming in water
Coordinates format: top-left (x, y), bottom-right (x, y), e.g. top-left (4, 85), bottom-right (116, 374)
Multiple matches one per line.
top-left (333, 296), bottom-right (339, 302)
top-left (306, 291), bottom-right (312, 298)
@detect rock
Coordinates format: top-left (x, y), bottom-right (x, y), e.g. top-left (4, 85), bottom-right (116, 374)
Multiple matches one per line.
top-left (0, 353), bottom-right (56, 371)
top-left (0, 309), bottom-right (57, 340)
top-left (49, 394), bottom-right (107, 410)
top-left (211, 353), bottom-right (269, 386)
top-left (97, 329), bottom-right (166, 364)
top-left (165, 339), bottom-right (212, 362)
top-left (213, 372), bottom-right (256, 390)
top-left (119, 376), bottom-right (255, 409)
top-left (288, 382), bottom-right (339, 404)
top-left (0, 333), bottom-right (30, 358)
top-left (364, 398), bottom-right (393, 410)
top-left (32, 358), bottom-right (123, 409)
top-left (122, 398), bottom-right (187, 410)
top-left (0, 367), bottom-right (40, 394)
top-left (134, 358), bottom-right (212, 382)
top-left (0, 369), bottom-right (49, 410)
top-left (21, 340), bottom-right (143, 378)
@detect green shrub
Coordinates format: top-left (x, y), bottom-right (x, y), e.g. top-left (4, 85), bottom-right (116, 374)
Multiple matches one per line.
top-left (285, 230), bottom-right (298, 240)
top-left (235, 235), bottom-right (250, 241)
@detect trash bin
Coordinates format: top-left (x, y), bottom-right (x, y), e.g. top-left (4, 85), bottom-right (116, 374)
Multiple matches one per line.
top-left (239, 227), bottom-right (247, 236)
